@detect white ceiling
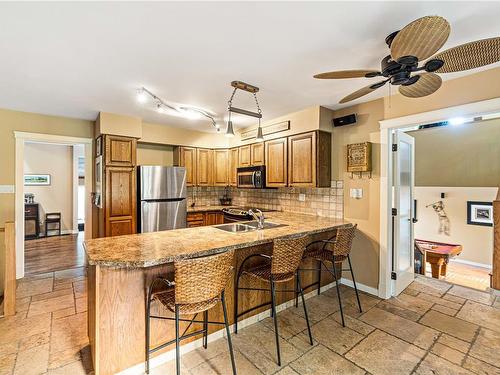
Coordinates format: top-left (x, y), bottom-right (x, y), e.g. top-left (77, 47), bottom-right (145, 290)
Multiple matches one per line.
top-left (0, 2), bottom-right (499, 132)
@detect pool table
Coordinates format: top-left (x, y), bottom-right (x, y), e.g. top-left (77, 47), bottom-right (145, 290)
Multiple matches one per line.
top-left (414, 239), bottom-right (462, 279)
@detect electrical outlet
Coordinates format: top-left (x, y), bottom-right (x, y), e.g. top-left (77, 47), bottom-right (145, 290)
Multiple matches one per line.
top-left (298, 193), bottom-right (306, 202)
top-left (350, 188), bottom-right (363, 199)
top-left (0, 185), bottom-right (14, 193)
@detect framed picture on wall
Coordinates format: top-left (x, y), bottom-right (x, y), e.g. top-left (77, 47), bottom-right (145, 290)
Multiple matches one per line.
top-left (467, 201), bottom-right (493, 227)
top-left (24, 174), bottom-right (51, 186)
top-left (95, 136), bottom-right (102, 157)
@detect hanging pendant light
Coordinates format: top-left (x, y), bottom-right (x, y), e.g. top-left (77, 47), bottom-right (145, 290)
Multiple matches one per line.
top-left (256, 119), bottom-right (264, 141)
top-left (225, 120), bottom-right (235, 138)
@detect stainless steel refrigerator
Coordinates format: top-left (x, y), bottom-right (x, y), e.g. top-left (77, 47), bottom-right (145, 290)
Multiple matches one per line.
top-left (137, 166), bottom-right (187, 233)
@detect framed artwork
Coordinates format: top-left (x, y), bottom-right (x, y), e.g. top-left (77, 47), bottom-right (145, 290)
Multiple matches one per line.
top-left (467, 201), bottom-right (493, 227)
top-left (24, 174), bottom-right (51, 186)
top-left (95, 136), bottom-right (102, 157)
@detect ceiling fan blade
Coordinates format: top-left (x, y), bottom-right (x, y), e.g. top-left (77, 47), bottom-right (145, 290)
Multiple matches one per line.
top-left (339, 80), bottom-right (387, 104)
top-left (391, 16), bottom-right (450, 62)
top-left (314, 70), bottom-right (380, 79)
top-left (432, 37), bottom-right (500, 73)
top-left (399, 73), bottom-right (442, 98)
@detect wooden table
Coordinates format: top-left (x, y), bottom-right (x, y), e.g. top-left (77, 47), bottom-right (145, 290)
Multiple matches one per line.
top-left (415, 239), bottom-right (462, 279)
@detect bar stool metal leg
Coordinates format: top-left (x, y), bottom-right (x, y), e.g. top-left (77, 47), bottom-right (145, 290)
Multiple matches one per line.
top-left (294, 275), bottom-right (299, 308)
top-left (317, 260), bottom-right (322, 295)
top-left (145, 296), bottom-right (151, 374)
top-left (297, 272), bottom-right (313, 345)
top-left (234, 271), bottom-right (240, 334)
top-left (203, 310), bottom-right (208, 349)
top-left (270, 278), bottom-right (281, 366)
top-left (348, 255), bottom-right (362, 313)
top-left (221, 291), bottom-right (237, 375)
top-left (175, 305), bottom-right (181, 375)
top-left (331, 260), bottom-right (345, 327)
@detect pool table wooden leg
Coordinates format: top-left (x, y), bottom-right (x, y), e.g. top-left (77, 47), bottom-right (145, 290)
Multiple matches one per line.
top-left (428, 258), bottom-right (445, 279)
top-left (440, 263), bottom-right (447, 277)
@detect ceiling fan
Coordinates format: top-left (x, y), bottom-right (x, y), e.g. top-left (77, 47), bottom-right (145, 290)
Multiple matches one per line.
top-left (314, 16), bottom-right (500, 104)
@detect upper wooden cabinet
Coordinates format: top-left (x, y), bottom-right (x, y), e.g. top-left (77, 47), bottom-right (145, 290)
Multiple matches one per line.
top-left (213, 149), bottom-right (229, 186)
top-left (239, 145), bottom-right (251, 167)
top-left (228, 148), bottom-right (239, 186)
top-left (251, 143), bottom-right (265, 166)
top-left (265, 138), bottom-right (287, 187)
top-left (288, 131), bottom-right (331, 187)
top-left (174, 147), bottom-right (197, 186)
top-left (104, 135), bottom-right (136, 167)
top-left (196, 148), bottom-right (213, 186)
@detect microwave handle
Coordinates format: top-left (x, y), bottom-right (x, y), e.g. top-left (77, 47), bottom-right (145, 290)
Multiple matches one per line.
top-left (251, 171), bottom-right (256, 187)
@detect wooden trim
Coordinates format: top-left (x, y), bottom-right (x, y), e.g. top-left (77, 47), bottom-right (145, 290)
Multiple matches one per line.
top-left (3, 222), bottom-right (16, 316)
top-left (493, 198), bottom-right (500, 290)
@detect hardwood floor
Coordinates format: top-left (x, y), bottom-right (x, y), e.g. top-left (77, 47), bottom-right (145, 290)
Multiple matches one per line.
top-left (425, 260), bottom-right (491, 291)
top-left (24, 233), bottom-right (86, 275)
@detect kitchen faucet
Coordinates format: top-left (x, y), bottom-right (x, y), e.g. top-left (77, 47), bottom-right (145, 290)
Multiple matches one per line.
top-left (248, 209), bottom-right (264, 229)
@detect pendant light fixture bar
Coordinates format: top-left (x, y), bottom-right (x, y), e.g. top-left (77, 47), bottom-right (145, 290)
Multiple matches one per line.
top-left (226, 81), bottom-right (264, 140)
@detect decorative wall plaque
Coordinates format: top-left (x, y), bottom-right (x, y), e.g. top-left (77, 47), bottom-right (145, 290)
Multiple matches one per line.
top-left (240, 120), bottom-right (290, 141)
top-left (347, 142), bottom-right (372, 173)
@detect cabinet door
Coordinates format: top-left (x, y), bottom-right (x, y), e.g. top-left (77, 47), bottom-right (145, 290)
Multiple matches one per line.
top-left (265, 138), bottom-right (287, 187)
top-left (288, 132), bottom-right (316, 187)
top-left (228, 148), bottom-right (239, 186)
top-left (197, 148), bottom-right (213, 186)
top-left (251, 142), bottom-right (265, 166)
top-left (105, 167), bottom-right (136, 236)
top-left (104, 135), bottom-right (136, 167)
top-left (239, 145), bottom-right (251, 167)
top-left (177, 147), bottom-right (197, 187)
top-left (213, 149), bottom-right (229, 186)
top-left (205, 212), bottom-right (218, 226)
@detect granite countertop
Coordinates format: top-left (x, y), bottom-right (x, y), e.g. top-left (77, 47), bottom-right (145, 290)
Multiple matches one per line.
top-left (187, 205), bottom-right (237, 212)
top-left (83, 212), bottom-right (350, 268)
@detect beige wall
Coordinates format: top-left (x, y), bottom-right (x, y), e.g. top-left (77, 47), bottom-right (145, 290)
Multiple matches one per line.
top-left (24, 143), bottom-right (74, 232)
top-left (137, 143), bottom-right (174, 166)
top-left (331, 99), bottom-right (384, 288)
top-left (408, 118), bottom-right (500, 187)
top-left (96, 112), bottom-right (142, 138)
top-left (415, 187), bottom-right (497, 266)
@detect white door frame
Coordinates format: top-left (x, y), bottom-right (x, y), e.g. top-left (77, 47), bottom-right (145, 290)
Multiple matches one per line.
top-left (378, 97), bottom-right (500, 299)
top-left (14, 132), bottom-right (93, 279)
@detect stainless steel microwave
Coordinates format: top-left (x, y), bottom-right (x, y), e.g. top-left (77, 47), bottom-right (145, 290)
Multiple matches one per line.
top-left (237, 166), bottom-right (266, 188)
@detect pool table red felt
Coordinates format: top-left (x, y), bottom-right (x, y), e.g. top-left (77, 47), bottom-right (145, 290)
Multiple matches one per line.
top-left (415, 239), bottom-right (462, 279)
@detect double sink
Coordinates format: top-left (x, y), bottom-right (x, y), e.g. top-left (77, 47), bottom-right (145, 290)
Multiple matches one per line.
top-left (215, 221), bottom-right (286, 233)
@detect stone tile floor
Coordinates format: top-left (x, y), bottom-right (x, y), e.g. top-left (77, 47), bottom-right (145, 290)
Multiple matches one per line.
top-left (1, 268), bottom-right (499, 375)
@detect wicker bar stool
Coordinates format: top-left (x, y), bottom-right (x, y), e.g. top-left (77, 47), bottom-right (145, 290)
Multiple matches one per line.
top-left (146, 250), bottom-right (236, 375)
top-left (296, 224), bottom-right (361, 327)
top-left (234, 235), bottom-right (313, 366)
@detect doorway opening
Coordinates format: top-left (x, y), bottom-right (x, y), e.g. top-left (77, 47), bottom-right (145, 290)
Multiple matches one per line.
top-left (378, 98), bottom-right (500, 298)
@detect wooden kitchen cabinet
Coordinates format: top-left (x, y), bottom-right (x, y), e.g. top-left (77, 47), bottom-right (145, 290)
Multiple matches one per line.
top-left (174, 146), bottom-right (197, 187)
top-left (196, 148), bottom-right (213, 186)
top-left (239, 145), bottom-right (251, 167)
top-left (228, 148), bottom-right (239, 186)
top-left (288, 131), bottom-right (331, 187)
top-left (213, 149), bottom-right (229, 186)
top-left (251, 142), bottom-right (265, 165)
top-left (205, 211), bottom-right (224, 225)
top-left (187, 211), bottom-right (224, 227)
top-left (104, 135), bottom-right (136, 167)
top-left (265, 138), bottom-right (287, 187)
top-left (104, 166), bottom-right (136, 236)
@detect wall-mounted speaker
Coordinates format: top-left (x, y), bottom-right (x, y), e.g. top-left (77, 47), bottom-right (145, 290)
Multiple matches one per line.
top-left (333, 113), bottom-right (357, 127)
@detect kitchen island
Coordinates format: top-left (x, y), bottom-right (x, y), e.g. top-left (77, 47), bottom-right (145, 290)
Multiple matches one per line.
top-left (84, 212), bottom-right (349, 375)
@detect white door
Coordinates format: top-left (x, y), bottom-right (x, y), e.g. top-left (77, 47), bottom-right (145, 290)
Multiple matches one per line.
top-left (392, 131), bottom-right (415, 295)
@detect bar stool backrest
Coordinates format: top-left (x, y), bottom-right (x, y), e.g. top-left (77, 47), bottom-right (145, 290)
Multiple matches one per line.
top-left (332, 224), bottom-right (357, 256)
top-left (174, 250), bottom-right (234, 305)
top-left (271, 235), bottom-right (309, 277)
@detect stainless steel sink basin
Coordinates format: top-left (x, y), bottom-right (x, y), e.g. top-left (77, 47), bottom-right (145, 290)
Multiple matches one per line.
top-left (245, 221), bottom-right (287, 229)
top-left (214, 221), bottom-right (287, 233)
top-left (214, 223), bottom-right (256, 233)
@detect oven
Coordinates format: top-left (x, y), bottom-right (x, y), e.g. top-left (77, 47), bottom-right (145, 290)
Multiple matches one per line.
top-left (222, 208), bottom-right (253, 223)
top-left (237, 165), bottom-right (266, 189)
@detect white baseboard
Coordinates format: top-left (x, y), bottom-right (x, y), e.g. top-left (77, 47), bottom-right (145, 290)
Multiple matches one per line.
top-left (450, 258), bottom-right (492, 269)
top-left (60, 229), bottom-right (79, 235)
top-left (118, 279), bottom-right (377, 375)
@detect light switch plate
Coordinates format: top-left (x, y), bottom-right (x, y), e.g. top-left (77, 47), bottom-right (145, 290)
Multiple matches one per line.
top-left (0, 185), bottom-right (15, 193)
top-left (298, 193), bottom-right (306, 202)
top-left (350, 188), bottom-right (363, 199)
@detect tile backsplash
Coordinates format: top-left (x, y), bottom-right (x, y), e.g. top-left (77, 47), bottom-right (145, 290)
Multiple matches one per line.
top-left (187, 182), bottom-right (343, 219)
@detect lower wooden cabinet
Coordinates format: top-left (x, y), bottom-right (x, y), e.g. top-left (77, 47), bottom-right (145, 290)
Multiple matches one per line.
top-left (105, 167), bottom-right (136, 236)
top-left (187, 211), bottom-right (224, 227)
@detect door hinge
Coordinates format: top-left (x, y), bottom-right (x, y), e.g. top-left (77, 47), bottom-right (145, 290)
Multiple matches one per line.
top-left (392, 144), bottom-right (398, 152)
top-left (391, 272), bottom-right (397, 280)
top-left (392, 208), bottom-right (398, 216)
